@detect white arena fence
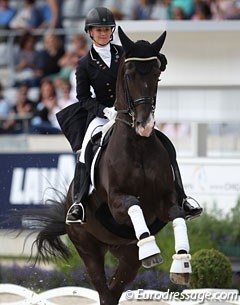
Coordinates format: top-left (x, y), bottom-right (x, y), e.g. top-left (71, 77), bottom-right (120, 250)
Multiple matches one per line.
top-left (0, 284), bottom-right (240, 305)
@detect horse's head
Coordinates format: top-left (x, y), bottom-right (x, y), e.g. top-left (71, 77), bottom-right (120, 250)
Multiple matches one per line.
top-left (116, 26), bottom-right (166, 137)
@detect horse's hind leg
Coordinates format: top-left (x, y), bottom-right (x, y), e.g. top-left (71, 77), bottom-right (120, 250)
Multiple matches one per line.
top-left (69, 231), bottom-right (119, 305)
top-left (108, 244), bottom-right (141, 300)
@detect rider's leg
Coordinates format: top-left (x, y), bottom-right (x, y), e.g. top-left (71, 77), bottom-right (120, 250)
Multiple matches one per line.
top-left (156, 130), bottom-right (202, 219)
top-left (66, 117), bottom-right (108, 224)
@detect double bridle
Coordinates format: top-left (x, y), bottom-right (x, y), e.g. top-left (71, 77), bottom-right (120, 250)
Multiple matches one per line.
top-left (116, 56), bottom-right (160, 127)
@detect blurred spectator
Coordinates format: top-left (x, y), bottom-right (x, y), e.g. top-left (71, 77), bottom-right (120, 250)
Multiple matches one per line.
top-left (31, 79), bottom-right (61, 134)
top-left (0, 82), bottom-right (10, 118)
top-left (0, 82), bottom-right (11, 133)
top-left (0, 0), bottom-right (16, 30)
top-left (2, 84), bottom-right (35, 133)
top-left (37, 31), bottom-right (65, 79)
top-left (171, 6), bottom-right (187, 19)
top-left (192, 0), bottom-right (212, 20)
top-left (57, 80), bottom-right (76, 109)
top-left (133, 0), bottom-right (153, 20)
top-left (39, 0), bottom-right (64, 29)
top-left (12, 32), bottom-right (43, 87)
top-left (111, 7), bottom-right (124, 20)
top-left (51, 33), bottom-right (88, 89)
top-left (169, 0), bottom-right (194, 19)
top-left (210, 0), bottom-right (240, 20)
top-left (9, 0), bottom-right (43, 31)
top-left (150, 0), bottom-right (171, 20)
top-left (68, 34), bottom-right (89, 102)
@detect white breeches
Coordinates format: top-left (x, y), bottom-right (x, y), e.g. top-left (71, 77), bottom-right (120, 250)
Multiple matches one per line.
top-left (79, 117), bottom-right (108, 163)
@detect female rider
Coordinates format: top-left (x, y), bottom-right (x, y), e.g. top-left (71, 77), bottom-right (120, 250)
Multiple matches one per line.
top-left (65, 7), bottom-right (202, 224)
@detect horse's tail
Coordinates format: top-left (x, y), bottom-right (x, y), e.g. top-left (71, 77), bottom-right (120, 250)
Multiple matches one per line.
top-left (20, 194), bottom-right (70, 263)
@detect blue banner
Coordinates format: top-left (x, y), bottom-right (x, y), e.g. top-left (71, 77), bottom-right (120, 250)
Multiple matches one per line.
top-left (0, 153), bottom-right (75, 228)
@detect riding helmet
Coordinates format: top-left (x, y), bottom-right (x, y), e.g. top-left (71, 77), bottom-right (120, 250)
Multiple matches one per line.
top-left (85, 7), bottom-right (116, 32)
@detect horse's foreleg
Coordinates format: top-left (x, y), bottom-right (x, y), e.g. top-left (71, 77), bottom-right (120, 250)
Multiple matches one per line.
top-left (110, 194), bottom-right (162, 268)
top-left (168, 205), bottom-right (192, 285)
top-left (128, 205), bottom-right (162, 268)
top-left (108, 244), bottom-right (141, 300)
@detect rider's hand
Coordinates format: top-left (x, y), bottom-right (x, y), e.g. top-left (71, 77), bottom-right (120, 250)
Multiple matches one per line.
top-left (103, 107), bottom-right (117, 121)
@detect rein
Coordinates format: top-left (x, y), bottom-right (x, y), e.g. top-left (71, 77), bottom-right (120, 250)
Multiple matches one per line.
top-left (116, 56), bottom-right (159, 128)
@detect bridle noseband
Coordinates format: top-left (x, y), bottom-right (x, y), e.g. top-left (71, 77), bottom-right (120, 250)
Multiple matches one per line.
top-left (116, 56), bottom-right (160, 128)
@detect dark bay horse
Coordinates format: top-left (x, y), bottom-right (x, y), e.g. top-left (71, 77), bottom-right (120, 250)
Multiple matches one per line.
top-left (24, 27), bottom-right (192, 305)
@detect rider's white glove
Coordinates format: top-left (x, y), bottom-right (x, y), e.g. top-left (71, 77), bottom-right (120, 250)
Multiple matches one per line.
top-left (103, 107), bottom-right (117, 121)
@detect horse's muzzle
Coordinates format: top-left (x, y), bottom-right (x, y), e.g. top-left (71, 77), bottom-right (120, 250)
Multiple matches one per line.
top-left (135, 115), bottom-right (155, 137)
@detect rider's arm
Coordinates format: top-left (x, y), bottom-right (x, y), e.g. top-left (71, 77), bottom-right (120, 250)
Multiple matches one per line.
top-left (76, 57), bottom-right (105, 118)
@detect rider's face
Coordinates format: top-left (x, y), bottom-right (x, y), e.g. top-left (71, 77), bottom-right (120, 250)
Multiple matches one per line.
top-left (89, 27), bottom-right (113, 46)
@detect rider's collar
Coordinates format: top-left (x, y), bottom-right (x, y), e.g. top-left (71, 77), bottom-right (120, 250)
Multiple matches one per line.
top-left (90, 44), bottom-right (120, 63)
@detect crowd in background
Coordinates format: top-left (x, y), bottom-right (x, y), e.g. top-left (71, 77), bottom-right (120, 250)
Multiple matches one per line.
top-left (0, 0), bottom-right (240, 135)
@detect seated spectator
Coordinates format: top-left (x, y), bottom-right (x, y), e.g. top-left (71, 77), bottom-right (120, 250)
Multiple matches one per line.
top-left (0, 0), bottom-right (16, 30)
top-left (169, 0), bottom-right (194, 19)
top-left (210, 0), bottom-right (240, 20)
top-left (57, 80), bottom-right (76, 109)
top-left (133, 0), bottom-right (153, 20)
top-left (150, 0), bottom-right (171, 20)
top-left (0, 82), bottom-right (11, 133)
top-left (37, 31), bottom-right (65, 80)
top-left (0, 82), bottom-right (10, 118)
top-left (38, 0), bottom-right (64, 30)
top-left (9, 0), bottom-right (43, 31)
top-left (51, 33), bottom-right (88, 88)
top-left (192, 0), bottom-right (212, 20)
top-left (12, 32), bottom-right (43, 88)
top-left (171, 6), bottom-right (187, 19)
top-left (2, 84), bottom-right (36, 133)
top-left (31, 79), bottom-right (61, 134)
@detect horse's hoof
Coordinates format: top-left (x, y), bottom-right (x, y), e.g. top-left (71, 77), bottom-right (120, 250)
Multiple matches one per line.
top-left (142, 253), bottom-right (163, 268)
top-left (170, 272), bottom-right (190, 285)
top-left (137, 235), bottom-right (161, 263)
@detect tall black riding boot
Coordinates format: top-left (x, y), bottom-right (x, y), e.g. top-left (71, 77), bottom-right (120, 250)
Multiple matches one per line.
top-left (66, 162), bottom-right (90, 224)
top-left (172, 161), bottom-right (203, 220)
top-left (156, 130), bottom-right (203, 220)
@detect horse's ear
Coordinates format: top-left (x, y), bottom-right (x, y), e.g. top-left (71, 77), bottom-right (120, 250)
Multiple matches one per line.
top-left (118, 26), bottom-right (134, 53)
top-left (151, 31), bottom-right (167, 53)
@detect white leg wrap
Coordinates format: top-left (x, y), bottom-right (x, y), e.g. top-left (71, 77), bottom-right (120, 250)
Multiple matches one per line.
top-left (170, 253), bottom-right (192, 273)
top-left (128, 205), bottom-right (150, 240)
top-left (137, 236), bottom-right (160, 260)
top-left (173, 217), bottom-right (189, 253)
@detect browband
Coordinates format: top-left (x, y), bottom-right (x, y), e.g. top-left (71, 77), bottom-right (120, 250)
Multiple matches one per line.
top-left (125, 56), bottom-right (158, 63)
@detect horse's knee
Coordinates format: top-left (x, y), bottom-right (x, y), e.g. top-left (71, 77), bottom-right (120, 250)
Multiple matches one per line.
top-left (110, 195), bottom-right (140, 224)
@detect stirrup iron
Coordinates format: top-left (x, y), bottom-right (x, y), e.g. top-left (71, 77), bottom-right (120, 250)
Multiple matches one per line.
top-left (66, 201), bottom-right (85, 224)
top-left (182, 196), bottom-right (202, 220)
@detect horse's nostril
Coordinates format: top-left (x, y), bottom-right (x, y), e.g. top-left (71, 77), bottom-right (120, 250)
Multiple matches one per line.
top-left (136, 121), bottom-right (145, 128)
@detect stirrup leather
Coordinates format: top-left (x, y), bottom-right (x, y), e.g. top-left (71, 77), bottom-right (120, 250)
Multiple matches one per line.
top-left (66, 201), bottom-right (85, 224)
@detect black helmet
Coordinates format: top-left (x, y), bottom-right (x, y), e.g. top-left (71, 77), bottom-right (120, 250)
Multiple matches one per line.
top-left (85, 7), bottom-right (116, 32)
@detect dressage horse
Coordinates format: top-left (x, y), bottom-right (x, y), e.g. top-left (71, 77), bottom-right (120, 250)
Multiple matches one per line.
top-left (26, 27), bottom-right (191, 305)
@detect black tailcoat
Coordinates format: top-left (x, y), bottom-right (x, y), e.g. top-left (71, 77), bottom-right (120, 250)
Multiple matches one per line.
top-left (57, 43), bottom-right (123, 152)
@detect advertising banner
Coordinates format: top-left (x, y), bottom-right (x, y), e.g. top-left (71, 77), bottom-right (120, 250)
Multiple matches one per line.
top-left (0, 153), bottom-right (75, 228)
top-left (1, 154), bottom-right (240, 228)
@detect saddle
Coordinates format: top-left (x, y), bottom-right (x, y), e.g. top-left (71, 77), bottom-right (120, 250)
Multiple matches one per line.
top-left (84, 127), bottom-right (167, 240)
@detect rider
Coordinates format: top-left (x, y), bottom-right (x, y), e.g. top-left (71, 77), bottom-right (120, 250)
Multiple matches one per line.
top-left (65, 7), bottom-right (202, 224)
